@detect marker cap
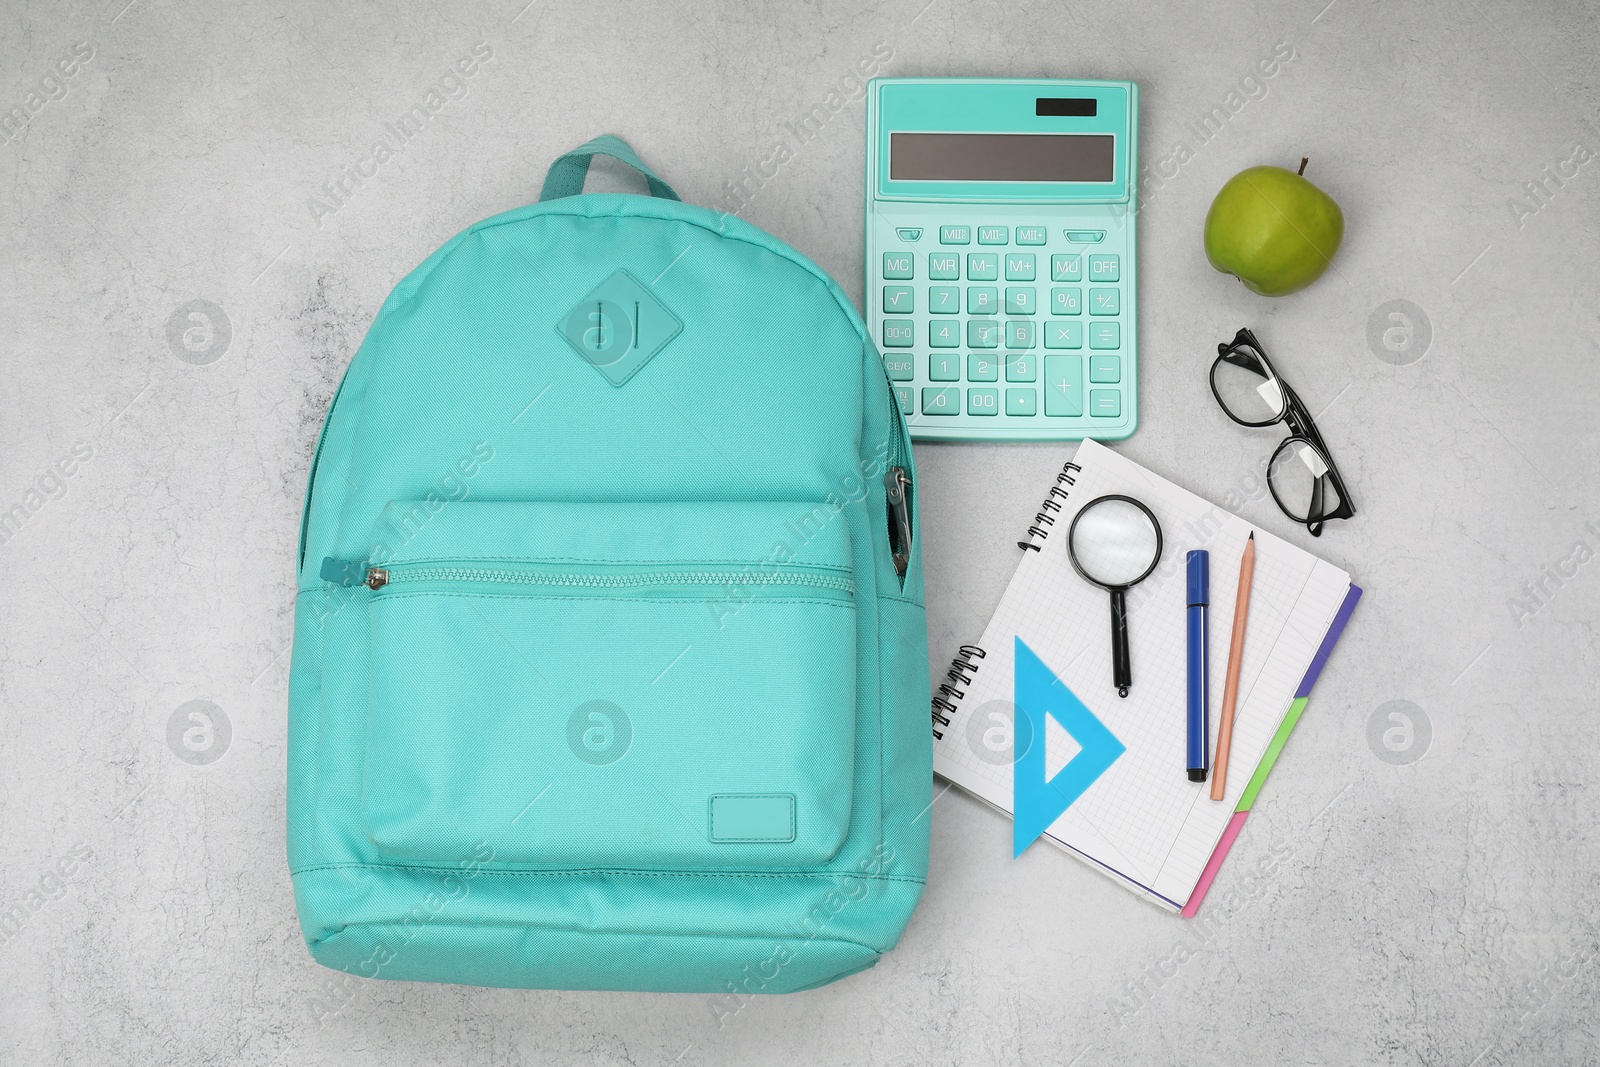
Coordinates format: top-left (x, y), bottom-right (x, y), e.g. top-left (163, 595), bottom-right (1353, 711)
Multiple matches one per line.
top-left (1186, 550), bottom-right (1209, 607)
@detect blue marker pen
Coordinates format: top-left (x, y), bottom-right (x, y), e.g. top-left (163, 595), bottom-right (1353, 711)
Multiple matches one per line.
top-left (1186, 551), bottom-right (1210, 782)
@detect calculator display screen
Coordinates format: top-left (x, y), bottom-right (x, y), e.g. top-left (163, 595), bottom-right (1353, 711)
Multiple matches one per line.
top-left (889, 133), bottom-right (1115, 183)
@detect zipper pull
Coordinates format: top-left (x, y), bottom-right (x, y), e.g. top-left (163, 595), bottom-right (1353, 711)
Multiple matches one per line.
top-left (364, 568), bottom-right (389, 590)
top-left (885, 466), bottom-right (913, 578)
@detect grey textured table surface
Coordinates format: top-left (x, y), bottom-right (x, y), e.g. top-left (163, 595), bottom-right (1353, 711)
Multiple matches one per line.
top-left (4, 0), bottom-right (1598, 1063)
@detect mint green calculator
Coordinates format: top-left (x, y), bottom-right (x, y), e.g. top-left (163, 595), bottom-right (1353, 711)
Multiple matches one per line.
top-left (865, 78), bottom-right (1139, 441)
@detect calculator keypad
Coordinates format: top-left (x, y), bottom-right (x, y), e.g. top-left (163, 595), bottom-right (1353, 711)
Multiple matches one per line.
top-left (875, 217), bottom-right (1131, 436)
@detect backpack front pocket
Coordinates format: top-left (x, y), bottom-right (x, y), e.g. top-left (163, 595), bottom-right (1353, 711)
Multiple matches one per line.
top-left (360, 499), bottom-right (858, 870)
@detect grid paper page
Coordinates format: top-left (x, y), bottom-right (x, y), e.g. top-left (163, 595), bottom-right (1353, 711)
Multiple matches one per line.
top-left (932, 439), bottom-right (1351, 910)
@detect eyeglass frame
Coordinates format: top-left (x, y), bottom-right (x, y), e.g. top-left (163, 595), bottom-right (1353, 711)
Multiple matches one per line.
top-left (1209, 327), bottom-right (1356, 537)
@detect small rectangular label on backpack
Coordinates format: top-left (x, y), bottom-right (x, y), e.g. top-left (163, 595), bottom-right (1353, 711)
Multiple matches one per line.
top-left (708, 794), bottom-right (796, 843)
top-left (319, 557), bottom-right (367, 587)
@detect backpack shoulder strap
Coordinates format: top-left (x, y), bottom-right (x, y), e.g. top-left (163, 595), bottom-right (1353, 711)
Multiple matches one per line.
top-left (538, 134), bottom-right (681, 202)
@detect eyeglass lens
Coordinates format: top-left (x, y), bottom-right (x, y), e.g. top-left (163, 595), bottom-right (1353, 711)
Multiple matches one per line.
top-left (1212, 344), bottom-right (1288, 425)
top-left (1269, 438), bottom-right (1345, 522)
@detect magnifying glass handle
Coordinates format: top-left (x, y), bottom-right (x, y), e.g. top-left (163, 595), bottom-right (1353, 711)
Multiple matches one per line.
top-left (1109, 589), bottom-right (1132, 697)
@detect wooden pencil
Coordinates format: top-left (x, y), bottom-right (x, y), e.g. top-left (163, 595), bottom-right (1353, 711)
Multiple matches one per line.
top-left (1210, 532), bottom-right (1256, 802)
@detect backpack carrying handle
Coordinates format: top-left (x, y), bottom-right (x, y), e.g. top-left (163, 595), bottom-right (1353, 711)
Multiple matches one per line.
top-left (539, 135), bottom-right (681, 203)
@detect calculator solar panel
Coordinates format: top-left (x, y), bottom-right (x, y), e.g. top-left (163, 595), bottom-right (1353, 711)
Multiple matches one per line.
top-left (866, 79), bottom-right (1139, 441)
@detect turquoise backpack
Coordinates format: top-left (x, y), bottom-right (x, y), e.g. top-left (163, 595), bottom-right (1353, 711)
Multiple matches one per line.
top-left (288, 136), bottom-right (930, 994)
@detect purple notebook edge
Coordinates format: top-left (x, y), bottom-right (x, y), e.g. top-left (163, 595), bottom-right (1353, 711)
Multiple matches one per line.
top-left (1295, 583), bottom-right (1364, 700)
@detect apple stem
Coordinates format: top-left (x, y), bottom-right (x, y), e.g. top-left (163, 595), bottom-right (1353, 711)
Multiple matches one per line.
top-left (1298, 156), bottom-right (1308, 176)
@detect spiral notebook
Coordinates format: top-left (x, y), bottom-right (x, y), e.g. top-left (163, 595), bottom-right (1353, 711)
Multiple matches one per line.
top-left (932, 439), bottom-right (1360, 913)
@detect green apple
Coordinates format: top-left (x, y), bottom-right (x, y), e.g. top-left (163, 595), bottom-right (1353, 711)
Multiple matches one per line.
top-left (1204, 161), bottom-right (1344, 296)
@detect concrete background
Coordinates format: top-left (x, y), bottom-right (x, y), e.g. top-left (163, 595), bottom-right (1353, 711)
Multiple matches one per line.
top-left (4, 0), bottom-right (1599, 1063)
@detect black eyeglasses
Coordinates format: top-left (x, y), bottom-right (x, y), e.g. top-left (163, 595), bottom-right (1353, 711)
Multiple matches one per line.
top-left (1209, 327), bottom-right (1355, 537)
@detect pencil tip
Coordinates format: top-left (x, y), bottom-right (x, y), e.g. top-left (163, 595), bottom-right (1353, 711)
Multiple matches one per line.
top-left (1248, 531), bottom-right (1254, 540)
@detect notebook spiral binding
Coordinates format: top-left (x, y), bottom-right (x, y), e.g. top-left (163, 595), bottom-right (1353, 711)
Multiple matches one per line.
top-left (931, 645), bottom-right (986, 740)
top-left (1017, 461), bottom-right (1083, 551)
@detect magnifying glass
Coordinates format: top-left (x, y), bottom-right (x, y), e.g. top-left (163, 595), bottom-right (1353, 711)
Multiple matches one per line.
top-left (1067, 494), bottom-right (1164, 698)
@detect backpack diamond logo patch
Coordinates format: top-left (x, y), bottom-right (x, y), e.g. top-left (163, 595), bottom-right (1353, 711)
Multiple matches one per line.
top-left (558, 269), bottom-right (683, 386)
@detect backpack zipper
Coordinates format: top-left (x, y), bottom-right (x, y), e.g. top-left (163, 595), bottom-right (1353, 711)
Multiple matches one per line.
top-left (883, 383), bottom-right (914, 580)
top-left (884, 467), bottom-right (912, 579)
top-left (885, 378), bottom-right (910, 473)
top-left (361, 564), bottom-right (853, 595)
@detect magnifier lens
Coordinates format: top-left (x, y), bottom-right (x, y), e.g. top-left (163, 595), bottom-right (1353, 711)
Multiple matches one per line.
top-left (1067, 494), bottom-right (1165, 699)
top-left (1070, 498), bottom-right (1161, 587)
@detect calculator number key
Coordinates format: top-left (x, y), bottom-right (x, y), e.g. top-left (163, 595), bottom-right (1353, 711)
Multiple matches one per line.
top-left (967, 286), bottom-right (999, 314)
top-left (929, 353), bottom-right (961, 381)
top-left (1006, 353), bottom-right (1038, 382)
top-left (922, 386), bottom-right (961, 414)
top-left (928, 285), bottom-right (961, 313)
top-left (1005, 287), bottom-right (1036, 315)
top-left (967, 387), bottom-right (999, 415)
top-left (1006, 321), bottom-right (1036, 349)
